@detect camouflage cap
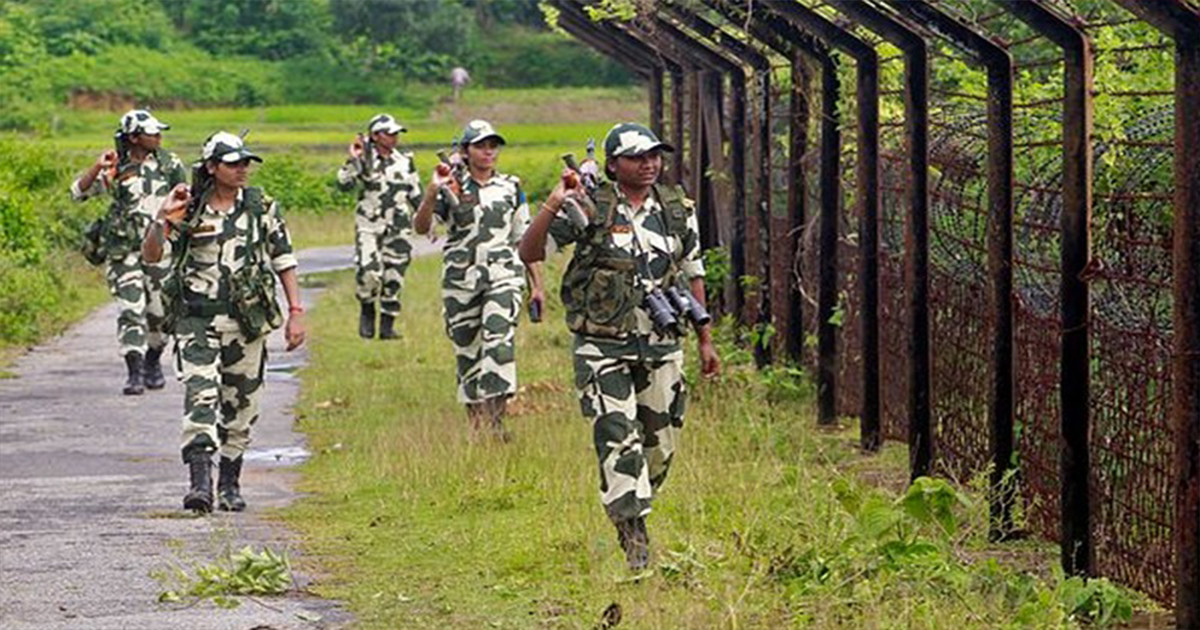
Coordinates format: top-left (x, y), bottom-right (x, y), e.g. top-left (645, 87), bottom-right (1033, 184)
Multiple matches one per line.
top-left (603, 122), bottom-right (674, 158)
top-left (459, 119), bottom-right (506, 145)
top-left (368, 114), bottom-right (406, 135)
top-left (118, 109), bottom-right (169, 135)
top-left (200, 131), bottom-right (262, 164)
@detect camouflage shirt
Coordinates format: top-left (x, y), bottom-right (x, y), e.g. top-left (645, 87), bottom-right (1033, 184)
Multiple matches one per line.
top-left (71, 150), bottom-right (189, 252)
top-left (434, 170), bottom-right (530, 291)
top-left (337, 149), bottom-right (422, 233)
top-left (548, 183), bottom-right (705, 360)
top-left (168, 188), bottom-right (298, 333)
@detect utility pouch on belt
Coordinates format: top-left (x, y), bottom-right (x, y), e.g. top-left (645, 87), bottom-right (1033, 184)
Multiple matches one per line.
top-left (81, 216), bottom-right (108, 266)
top-left (230, 188), bottom-right (283, 340)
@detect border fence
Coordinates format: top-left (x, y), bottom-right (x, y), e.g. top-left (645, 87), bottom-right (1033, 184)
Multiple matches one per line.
top-left (550, 1), bottom-right (1199, 626)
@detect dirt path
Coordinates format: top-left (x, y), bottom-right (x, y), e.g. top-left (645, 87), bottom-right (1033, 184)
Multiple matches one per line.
top-left (0, 243), bottom-right (437, 630)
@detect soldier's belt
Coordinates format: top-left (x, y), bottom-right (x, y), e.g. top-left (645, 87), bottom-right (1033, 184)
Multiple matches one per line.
top-left (183, 301), bottom-right (228, 317)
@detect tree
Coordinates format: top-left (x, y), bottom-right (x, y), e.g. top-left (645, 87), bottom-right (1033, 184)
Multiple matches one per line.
top-left (159, 0), bottom-right (331, 60)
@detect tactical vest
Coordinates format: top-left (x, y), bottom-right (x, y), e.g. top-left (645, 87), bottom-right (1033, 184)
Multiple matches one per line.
top-left (560, 183), bottom-right (691, 338)
top-left (162, 187), bottom-right (282, 339)
top-left (104, 152), bottom-right (179, 252)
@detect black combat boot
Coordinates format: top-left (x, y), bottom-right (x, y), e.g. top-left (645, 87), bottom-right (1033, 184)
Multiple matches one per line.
top-left (182, 451), bottom-right (213, 513)
top-left (615, 516), bottom-right (650, 571)
top-left (359, 302), bottom-right (376, 339)
top-left (143, 346), bottom-right (166, 390)
top-left (378, 313), bottom-right (398, 340)
top-left (123, 352), bottom-right (145, 395)
top-left (217, 456), bottom-right (247, 512)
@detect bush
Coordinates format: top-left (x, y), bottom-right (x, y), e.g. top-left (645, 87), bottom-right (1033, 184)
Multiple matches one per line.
top-left (41, 45), bottom-right (284, 107)
top-left (253, 155), bottom-right (352, 215)
top-left (0, 135), bottom-right (109, 347)
top-left (474, 27), bottom-right (633, 88)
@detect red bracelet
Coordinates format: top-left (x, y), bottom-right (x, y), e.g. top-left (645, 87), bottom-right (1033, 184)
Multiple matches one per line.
top-left (289, 306), bottom-right (305, 314)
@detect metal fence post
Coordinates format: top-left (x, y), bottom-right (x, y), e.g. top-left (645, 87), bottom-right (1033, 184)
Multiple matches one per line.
top-left (1110, 0), bottom-right (1200, 622)
top-left (826, 0), bottom-right (932, 479)
top-left (769, 1), bottom-right (883, 450)
top-left (993, 0), bottom-right (1097, 571)
top-left (885, 0), bottom-right (1017, 541)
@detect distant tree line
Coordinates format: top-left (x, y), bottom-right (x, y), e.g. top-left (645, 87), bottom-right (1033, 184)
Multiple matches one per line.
top-left (0, 0), bottom-right (632, 129)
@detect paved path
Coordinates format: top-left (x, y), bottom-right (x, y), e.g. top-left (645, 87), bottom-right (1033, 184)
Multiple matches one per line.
top-left (0, 244), bottom-right (412, 630)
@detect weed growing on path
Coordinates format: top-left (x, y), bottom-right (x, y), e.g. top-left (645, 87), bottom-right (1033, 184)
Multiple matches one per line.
top-left (153, 545), bottom-right (293, 610)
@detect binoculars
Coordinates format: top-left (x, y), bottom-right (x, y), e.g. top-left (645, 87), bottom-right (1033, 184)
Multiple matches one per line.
top-left (643, 285), bottom-right (713, 333)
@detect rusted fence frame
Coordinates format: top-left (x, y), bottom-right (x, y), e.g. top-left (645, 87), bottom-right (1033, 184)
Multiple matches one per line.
top-left (558, 2), bottom-right (699, 191)
top-left (668, 69), bottom-right (685, 186)
top-left (825, 0), bottom-right (932, 479)
top-left (553, 12), bottom-right (665, 170)
top-left (552, 10), bottom-right (655, 80)
top-left (649, 13), bottom-right (752, 269)
top-left (624, 15), bottom-right (742, 255)
top-left (553, 2), bottom-right (687, 185)
top-left (882, 0), bottom-right (1016, 540)
top-left (988, 0), bottom-right (1096, 577)
top-left (724, 2), bottom-right (841, 426)
top-left (1107, 0), bottom-right (1200, 624)
top-left (553, 5), bottom-right (661, 129)
top-left (621, 13), bottom-right (748, 304)
top-left (554, 20), bottom-right (652, 80)
top-left (698, 1), bottom-right (830, 372)
top-left (659, 3), bottom-right (775, 366)
top-left (768, 1), bottom-right (883, 451)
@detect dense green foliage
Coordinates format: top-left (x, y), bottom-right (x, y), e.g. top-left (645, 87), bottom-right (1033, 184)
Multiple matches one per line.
top-left (0, 0), bottom-right (633, 131)
top-left (0, 138), bottom-right (106, 347)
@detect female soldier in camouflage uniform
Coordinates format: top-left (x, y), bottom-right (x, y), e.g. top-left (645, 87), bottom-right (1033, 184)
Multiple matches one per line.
top-left (518, 123), bottom-right (721, 570)
top-left (71, 109), bottom-right (188, 395)
top-left (414, 120), bottom-right (544, 439)
top-left (142, 132), bottom-right (306, 513)
top-left (337, 114), bottom-right (422, 339)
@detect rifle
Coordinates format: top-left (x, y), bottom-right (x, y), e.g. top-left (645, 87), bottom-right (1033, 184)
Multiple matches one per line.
top-left (354, 132), bottom-right (376, 175)
top-left (559, 138), bottom-right (600, 229)
top-left (435, 147), bottom-right (464, 209)
top-left (105, 132), bottom-right (130, 183)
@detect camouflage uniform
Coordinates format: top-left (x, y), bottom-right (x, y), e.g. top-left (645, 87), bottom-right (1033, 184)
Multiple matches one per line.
top-left (71, 115), bottom-right (187, 358)
top-left (165, 136), bottom-right (296, 463)
top-left (433, 123), bottom-right (530, 405)
top-left (548, 127), bottom-right (704, 527)
top-left (337, 115), bottom-right (422, 319)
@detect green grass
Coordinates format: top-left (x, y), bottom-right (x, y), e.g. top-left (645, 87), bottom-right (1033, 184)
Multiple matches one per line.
top-left (278, 256), bottom-right (1142, 629)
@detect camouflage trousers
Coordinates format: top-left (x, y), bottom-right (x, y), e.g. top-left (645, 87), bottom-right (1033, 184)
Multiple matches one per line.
top-left (176, 320), bottom-right (266, 462)
top-left (443, 282), bottom-right (521, 404)
top-left (105, 250), bottom-right (169, 356)
top-left (356, 226), bottom-right (412, 317)
top-left (574, 352), bottom-right (686, 524)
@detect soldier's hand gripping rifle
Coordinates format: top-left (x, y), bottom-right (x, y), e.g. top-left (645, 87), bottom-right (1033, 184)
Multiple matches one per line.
top-left (101, 131), bottom-right (129, 184)
top-left (353, 133), bottom-right (375, 175)
top-left (435, 145), bottom-right (464, 210)
top-left (559, 138), bottom-right (600, 230)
